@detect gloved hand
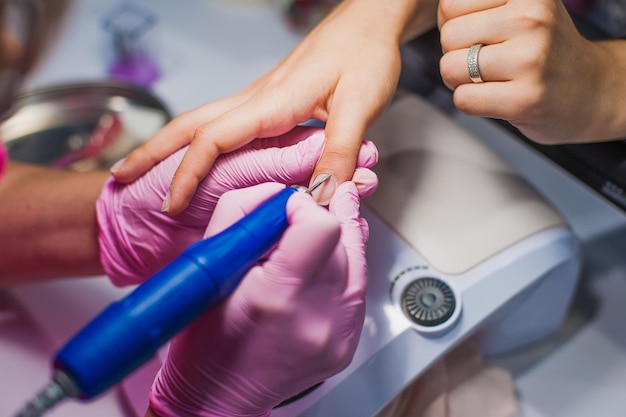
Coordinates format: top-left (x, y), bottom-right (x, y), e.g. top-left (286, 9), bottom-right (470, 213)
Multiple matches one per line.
top-left (148, 172), bottom-right (378, 417)
top-left (96, 126), bottom-right (378, 286)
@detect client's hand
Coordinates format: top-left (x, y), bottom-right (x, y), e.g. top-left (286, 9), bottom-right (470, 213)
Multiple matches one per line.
top-left (438, 0), bottom-right (619, 143)
top-left (147, 173), bottom-right (377, 417)
top-left (96, 126), bottom-right (378, 286)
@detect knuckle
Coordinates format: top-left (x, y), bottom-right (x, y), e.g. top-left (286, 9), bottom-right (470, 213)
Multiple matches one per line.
top-left (438, 0), bottom-right (457, 22)
top-left (517, 41), bottom-right (550, 71)
top-left (517, 1), bottom-right (557, 31)
top-left (173, 167), bottom-right (203, 190)
top-left (318, 333), bottom-right (357, 374)
top-left (520, 83), bottom-right (547, 113)
top-left (132, 143), bottom-right (159, 166)
top-left (321, 145), bottom-right (352, 162)
top-left (298, 324), bottom-right (334, 359)
top-left (438, 23), bottom-right (455, 52)
top-left (218, 188), bottom-right (242, 205)
top-left (248, 294), bottom-right (296, 324)
top-left (438, 54), bottom-right (456, 87)
top-left (192, 124), bottom-right (211, 141)
top-left (192, 124), bottom-right (224, 153)
top-left (452, 89), bottom-right (475, 115)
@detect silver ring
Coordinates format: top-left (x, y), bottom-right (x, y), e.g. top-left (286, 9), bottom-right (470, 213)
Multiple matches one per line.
top-left (468, 43), bottom-right (484, 83)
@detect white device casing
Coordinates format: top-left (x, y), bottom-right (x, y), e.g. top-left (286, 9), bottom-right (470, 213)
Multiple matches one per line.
top-left (271, 93), bottom-right (580, 416)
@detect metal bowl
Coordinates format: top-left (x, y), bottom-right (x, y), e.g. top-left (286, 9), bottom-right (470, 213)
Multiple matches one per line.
top-left (0, 81), bottom-right (171, 171)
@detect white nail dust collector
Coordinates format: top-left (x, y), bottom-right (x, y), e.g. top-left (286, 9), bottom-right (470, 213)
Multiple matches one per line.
top-left (272, 93), bottom-right (580, 417)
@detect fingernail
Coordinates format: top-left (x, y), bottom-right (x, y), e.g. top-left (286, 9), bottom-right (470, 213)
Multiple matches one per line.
top-left (161, 191), bottom-right (171, 213)
top-left (310, 174), bottom-right (337, 206)
top-left (110, 157), bottom-right (126, 174)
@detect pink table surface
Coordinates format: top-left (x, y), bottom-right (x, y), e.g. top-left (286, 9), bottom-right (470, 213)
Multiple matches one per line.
top-left (1, 277), bottom-right (163, 417)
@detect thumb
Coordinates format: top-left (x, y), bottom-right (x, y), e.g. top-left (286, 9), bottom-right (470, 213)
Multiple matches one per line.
top-left (263, 192), bottom-right (342, 286)
top-left (328, 181), bottom-right (369, 293)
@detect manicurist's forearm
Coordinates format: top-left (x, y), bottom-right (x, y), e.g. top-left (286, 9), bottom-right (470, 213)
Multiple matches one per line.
top-left (0, 162), bottom-right (110, 286)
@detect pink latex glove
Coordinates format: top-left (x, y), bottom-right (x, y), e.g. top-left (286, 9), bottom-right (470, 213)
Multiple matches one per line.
top-left (0, 141), bottom-right (6, 182)
top-left (148, 174), bottom-right (378, 417)
top-left (96, 126), bottom-right (378, 286)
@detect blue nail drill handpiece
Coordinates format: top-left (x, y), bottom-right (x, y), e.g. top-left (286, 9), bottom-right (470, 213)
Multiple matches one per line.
top-left (14, 176), bottom-right (330, 417)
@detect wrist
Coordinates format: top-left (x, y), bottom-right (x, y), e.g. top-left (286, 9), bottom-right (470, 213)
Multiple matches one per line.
top-left (96, 176), bottom-right (132, 285)
top-left (334, 0), bottom-right (435, 44)
top-left (589, 39), bottom-right (626, 141)
top-left (148, 354), bottom-right (273, 417)
top-left (147, 406), bottom-right (270, 417)
top-left (398, 0), bottom-right (438, 42)
top-left (0, 163), bottom-right (109, 284)
top-left (149, 397), bottom-right (271, 417)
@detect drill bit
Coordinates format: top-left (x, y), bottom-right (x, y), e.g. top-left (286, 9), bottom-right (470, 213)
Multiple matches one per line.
top-left (306, 173), bottom-right (331, 194)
